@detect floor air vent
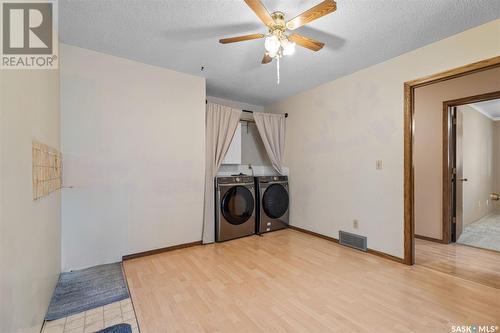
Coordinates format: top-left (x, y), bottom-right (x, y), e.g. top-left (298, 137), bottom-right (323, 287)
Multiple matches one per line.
top-left (339, 231), bottom-right (367, 252)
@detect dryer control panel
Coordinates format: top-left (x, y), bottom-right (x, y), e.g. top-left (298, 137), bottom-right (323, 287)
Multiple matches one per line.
top-left (258, 175), bottom-right (288, 183)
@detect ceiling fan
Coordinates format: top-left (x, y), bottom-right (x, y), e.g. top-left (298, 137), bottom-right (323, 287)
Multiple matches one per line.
top-left (219, 0), bottom-right (337, 83)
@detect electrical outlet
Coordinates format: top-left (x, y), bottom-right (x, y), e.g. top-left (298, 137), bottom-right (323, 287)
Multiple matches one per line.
top-left (487, 199), bottom-right (490, 206)
top-left (376, 160), bottom-right (383, 170)
top-left (478, 201), bottom-right (481, 208)
top-left (353, 219), bottom-right (359, 229)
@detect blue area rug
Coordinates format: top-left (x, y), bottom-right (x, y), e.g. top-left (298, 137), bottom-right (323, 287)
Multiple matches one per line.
top-left (45, 262), bottom-right (129, 320)
top-left (97, 324), bottom-right (132, 333)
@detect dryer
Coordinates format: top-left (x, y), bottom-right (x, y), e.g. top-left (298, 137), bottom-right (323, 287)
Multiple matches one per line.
top-left (215, 176), bottom-right (256, 242)
top-left (256, 176), bottom-right (289, 233)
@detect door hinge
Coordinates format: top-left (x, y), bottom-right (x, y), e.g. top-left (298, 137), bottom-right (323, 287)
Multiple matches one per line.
top-left (452, 217), bottom-right (456, 224)
top-left (452, 118), bottom-right (457, 125)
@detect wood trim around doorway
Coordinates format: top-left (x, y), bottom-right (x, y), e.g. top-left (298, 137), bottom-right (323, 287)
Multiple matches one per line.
top-left (403, 55), bottom-right (500, 265)
top-left (441, 90), bottom-right (500, 244)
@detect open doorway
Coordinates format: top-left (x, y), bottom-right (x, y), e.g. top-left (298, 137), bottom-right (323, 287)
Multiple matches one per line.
top-left (404, 57), bottom-right (500, 288)
top-left (446, 93), bottom-right (500, 252)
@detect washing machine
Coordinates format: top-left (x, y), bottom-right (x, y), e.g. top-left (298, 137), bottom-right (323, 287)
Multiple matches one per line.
top-left (256, 176), bottom-right (289, 233)
top-left (215, 175), bottom-right (256, 242)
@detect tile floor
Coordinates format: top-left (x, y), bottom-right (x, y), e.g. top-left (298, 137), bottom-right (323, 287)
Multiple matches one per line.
top-left (41, 298), bottom-right (139, 333)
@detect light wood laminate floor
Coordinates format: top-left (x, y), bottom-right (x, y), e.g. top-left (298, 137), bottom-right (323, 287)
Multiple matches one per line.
top-left (124, 229), bottom-right (500, 333)
top-left (416, 238), bottom-right (500, 289)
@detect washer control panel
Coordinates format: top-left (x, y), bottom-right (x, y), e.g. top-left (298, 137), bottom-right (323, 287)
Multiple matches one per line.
top-left (217, 176), bottom-right (254, 185)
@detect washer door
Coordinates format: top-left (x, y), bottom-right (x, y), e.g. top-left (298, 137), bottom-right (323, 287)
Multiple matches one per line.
top-left (221, 186), bottom-right (255, 225)
top-left (262, 184), bottom-right (289, 219)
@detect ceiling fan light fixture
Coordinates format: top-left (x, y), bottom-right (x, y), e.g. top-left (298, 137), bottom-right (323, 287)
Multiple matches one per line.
top-left (264, 35), bottom-right (280, 55)
top-left (282, 39), bottom-right (296, 56)
top-left (268, 50), bottom-right (278, 59)
top-left (220, 0), bottom-right (337, 83)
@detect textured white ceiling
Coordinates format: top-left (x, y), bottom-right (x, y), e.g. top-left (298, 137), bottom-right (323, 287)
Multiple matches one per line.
top-left (59, 0), bottom-right (500, 106)
top-left (470, 99), bottom-right (500, 119)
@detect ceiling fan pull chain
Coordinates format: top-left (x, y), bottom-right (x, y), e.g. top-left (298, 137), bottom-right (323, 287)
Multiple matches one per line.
top-left (277, 57), bottom-right (280, 85)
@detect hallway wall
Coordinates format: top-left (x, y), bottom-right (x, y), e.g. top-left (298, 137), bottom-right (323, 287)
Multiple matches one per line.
top-left (459, 105), bottom-right (496, 226)
top-left (413, 66), bottom-right (500, 240)
top-left (492, 121), bottom-right (500, 212)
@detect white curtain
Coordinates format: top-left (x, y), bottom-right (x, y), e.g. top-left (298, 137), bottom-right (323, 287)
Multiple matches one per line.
top-left (202, 103), bottom-right (242, 244)
top-left (253, 112), bottom-right (286, 175)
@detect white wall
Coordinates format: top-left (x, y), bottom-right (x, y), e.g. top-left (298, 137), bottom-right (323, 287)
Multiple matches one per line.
top-left (241, 122), bottom-right (271, 167)
top-left (0, 69), bottom-right (61, 333)
top-left (460, 105), bottom-right (496, 225)
top-left (265, 19), bottom-right (500, 258)
top-left (61, 44), bottom-right (206, 271)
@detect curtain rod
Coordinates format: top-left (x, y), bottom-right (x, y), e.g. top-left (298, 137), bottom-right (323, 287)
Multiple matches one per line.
top-left (242, 109), bottom-right (288, 118)
top-left (205, 100), bottom-right (288, 118)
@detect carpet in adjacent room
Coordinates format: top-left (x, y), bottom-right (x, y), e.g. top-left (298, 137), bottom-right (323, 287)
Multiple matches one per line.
top-left (457, 212), bottom-right (500, 252)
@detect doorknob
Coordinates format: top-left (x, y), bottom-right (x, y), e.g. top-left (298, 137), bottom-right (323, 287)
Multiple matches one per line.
top-left (460, 178), bottom-right (468, 182)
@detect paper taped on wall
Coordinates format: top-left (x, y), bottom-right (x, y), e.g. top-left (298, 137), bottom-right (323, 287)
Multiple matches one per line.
top-left (32, 141), bottom-right (62, 200)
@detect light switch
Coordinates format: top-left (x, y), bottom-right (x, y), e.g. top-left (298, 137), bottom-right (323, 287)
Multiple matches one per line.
top-left (376, 160), bottom-right (383, 170)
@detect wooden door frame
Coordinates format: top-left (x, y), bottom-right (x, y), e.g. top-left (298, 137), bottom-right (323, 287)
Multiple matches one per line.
top-left (442, 90), bottom-right (500, 244)
top-left (403, 56), bottom-right (500, 265)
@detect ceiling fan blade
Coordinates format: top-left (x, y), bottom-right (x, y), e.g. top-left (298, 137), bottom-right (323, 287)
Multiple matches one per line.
top-left (286, 0), bottom-right (337, 30)
top-left (262, 53), bottom-right (272, 64)
top-left (219, 33), bottom-right (265, 44)
top-left (288, 34), bottom-right (325, 51)
top-left (244, 0), bottom-right (275, 27)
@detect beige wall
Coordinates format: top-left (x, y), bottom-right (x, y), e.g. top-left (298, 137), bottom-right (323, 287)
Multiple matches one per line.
top-left (460, 105), bottom-right (496, 225)
top-left (265, 19), bottom-right (500, 258)
top-left (413, 67), bottom-right (500, 239)
top-left (0, 68), bottom-right (61, 333)
top-left (61, 44), bottom-right (206, 270)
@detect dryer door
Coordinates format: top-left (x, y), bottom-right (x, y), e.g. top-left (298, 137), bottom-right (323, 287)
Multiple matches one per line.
top-left (221, 186), bottom-right (255, 225)
top-left (262, 184), bottom-right (289, 219)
